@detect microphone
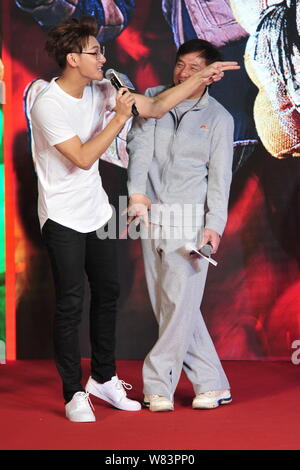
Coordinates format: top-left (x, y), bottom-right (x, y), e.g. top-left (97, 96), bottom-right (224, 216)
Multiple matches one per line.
top-left (199, 243), bottom-right (213, 257)
top-left (185, 243), bottom-right (218, 267)
top-left (105, 69), bottom-right (139, 117)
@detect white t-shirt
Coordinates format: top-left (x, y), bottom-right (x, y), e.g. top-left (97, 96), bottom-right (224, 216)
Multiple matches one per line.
top-left (30, 78), bottom-right (116, 232)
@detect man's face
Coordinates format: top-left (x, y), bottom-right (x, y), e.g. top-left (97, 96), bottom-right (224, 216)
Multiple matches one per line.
top-left (173, 52), bottom-right (208, 98)
top-left (76, 35), bottom-right (106, 81)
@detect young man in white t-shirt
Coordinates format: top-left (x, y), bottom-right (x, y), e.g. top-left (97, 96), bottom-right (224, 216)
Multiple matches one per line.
top-left (30, 16), bottom-right (239, 422)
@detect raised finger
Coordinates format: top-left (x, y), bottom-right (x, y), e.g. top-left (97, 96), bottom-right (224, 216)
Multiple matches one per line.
top-left (220, 64), bottom-right (240, 71)
top-left (214, 61), bottom-right (238, 67)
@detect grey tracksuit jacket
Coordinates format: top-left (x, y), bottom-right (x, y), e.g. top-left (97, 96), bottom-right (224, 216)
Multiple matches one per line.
top-left (127, 86), bottom-right (234, 236)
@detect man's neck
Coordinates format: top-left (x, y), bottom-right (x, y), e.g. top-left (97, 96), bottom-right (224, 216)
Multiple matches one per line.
top-left (56, 73), bottom-right (90, 99)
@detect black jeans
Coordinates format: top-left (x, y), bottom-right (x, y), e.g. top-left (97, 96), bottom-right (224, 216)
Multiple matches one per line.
top-left (42, 219), bottom-right (119, 403)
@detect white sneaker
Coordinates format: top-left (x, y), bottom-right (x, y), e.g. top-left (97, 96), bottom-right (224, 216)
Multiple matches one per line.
top-left (65, 391), bottom-right (96, 422)
top-left (144, 394), bottom-right (174, 412)
top-left (86, 376), bottom-right (141, 411)
top-left (192, 390), bottom-right (232, 409)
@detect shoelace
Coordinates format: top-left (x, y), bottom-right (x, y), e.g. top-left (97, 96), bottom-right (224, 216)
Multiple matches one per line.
top-left (78, 391), bottom-right (95, 411)
top-left (116, 379), bottom-right (133, 391)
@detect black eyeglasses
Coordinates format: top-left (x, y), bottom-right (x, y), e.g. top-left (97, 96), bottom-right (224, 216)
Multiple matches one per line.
top-left (72, 45), bottom-right (105, 59)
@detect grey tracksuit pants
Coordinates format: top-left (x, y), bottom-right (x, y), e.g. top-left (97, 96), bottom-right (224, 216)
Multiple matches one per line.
top-left (141, 223), bottom-right (230, 400)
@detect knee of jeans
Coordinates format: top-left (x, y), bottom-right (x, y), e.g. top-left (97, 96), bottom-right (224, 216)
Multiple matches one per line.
top-left (91, 280), bottom-right (120, 303)
top-left (56, 293), bottom-right (84, 318)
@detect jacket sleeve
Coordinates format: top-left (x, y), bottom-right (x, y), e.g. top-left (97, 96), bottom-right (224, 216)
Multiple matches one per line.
top-left (205, 111), bottom-right (234, 236)
top-left (126, 88), bottom-right (157, 197)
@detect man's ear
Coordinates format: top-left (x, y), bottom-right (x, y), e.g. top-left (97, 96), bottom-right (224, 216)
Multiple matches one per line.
top-left (66, 52), bottom-right (78, 68)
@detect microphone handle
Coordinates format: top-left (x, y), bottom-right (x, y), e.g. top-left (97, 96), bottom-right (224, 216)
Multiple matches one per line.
top-left (112, 76), bottom-right (139, 117)
top-left (121, 90), bottom-right (139, 117)
top-left (131, 103), bottom-right (139, 117)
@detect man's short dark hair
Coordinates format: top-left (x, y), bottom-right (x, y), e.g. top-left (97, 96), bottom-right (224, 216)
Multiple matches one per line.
top-left (45, 16), bottom-right (99, 69)
top-left (176, 39), bottom-right (222, 65)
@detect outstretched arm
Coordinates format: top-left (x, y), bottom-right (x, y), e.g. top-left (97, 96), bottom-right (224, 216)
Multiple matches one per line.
top-left (134, 61), bottom-right (240, 119)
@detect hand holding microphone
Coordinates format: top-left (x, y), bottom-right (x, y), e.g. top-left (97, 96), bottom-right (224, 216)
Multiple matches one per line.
top-left (185, 242), bottom-right (218, 267)
top-left (114, 88), bottom-right (137, 121)
top-left (105, 69), bottom-right (139, 117)
top-left (198, 243), bottom-right (213, 257)
top-left (200, 228), bottom-right (221, 254)
top-left (185, 228), bottom-right (221, 267)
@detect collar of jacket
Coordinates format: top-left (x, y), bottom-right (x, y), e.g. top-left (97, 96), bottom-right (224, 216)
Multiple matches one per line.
top-left (166, 84), bottom-right (209, 110)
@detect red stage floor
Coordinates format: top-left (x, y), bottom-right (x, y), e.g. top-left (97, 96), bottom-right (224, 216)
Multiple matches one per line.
top-left (0, 360), bottom-right (299, 450)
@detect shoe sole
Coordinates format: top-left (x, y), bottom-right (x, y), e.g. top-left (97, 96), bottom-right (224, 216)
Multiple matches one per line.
top-left (66, 413), bottom-right (96, 422)
top-left (192, 397), bottom-right (232, 409)
top-left (67, 417), bottom-right (96, 422)
top-left (149, 405), bottom-right (174, 412)
top-left (144, 398), bottom-right (174, 412)
top-left (86, 382), bottom-right (141, 411)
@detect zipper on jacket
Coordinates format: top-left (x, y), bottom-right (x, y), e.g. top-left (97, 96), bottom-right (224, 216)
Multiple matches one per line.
top-left (160, 107), bottom-right (197, 189)
top-left (160, 94), bottom-right (204, 201)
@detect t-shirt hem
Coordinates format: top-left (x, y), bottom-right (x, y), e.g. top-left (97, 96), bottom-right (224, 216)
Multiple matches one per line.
top-left (40, 205), bottom-right (113, 233)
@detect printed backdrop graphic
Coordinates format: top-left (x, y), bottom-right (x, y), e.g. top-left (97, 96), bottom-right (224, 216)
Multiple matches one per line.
top-left (2, 0), bottom-right (300, 360)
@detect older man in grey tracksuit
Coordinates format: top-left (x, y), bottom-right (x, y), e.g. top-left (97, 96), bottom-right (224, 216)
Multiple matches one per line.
top-left (127, 39), bottom-right (234, 412)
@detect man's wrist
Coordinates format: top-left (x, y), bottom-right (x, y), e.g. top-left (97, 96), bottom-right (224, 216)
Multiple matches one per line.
top-left (129, 193), bottom-right (147, 202)
top-left (113, 113), bottom-right (128, 127)
top-left (129, 193), bottom-right (151, 209)
top-left (204, 227), bottom-right (221, 238)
